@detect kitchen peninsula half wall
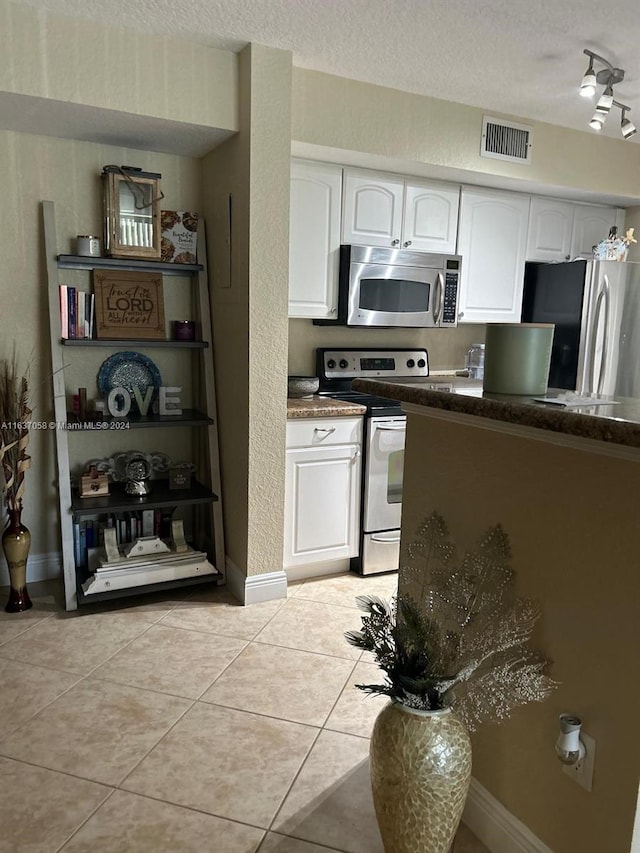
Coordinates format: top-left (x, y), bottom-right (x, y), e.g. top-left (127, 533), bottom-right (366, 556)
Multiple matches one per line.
top-left (351, 377), bottom-right (640, 853)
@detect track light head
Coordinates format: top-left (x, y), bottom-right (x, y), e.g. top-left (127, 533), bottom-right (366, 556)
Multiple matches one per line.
top-left (596, 85), bottom-right (614, 112)
top-left (580, 60), bottom-right (597, 98)
top-left (621, 111), bottom-right (637, 139)
top-left (589, 109), bottom-right (607, 130)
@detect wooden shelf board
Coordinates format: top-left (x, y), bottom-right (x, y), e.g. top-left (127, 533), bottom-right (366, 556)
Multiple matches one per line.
top-left (62, 339), bottom-right (208, 348)
top-left (57, 254), bottom-right (203, 275)
top-left (76, 573), bottom-right (222, 607)
top-left (71, 479), bottom-right (218, 517)
top-left (65, 408), bottom-right (214, 430)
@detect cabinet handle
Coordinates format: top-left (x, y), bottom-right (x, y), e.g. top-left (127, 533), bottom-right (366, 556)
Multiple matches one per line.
top-left (330, 306), bottom-right (336, 314)
top-left (458, 311), bottom-right (465, 320)
top-left (391, 239), bottom-right (400, 246)
top-left (314, 427), bottom-right (336, 440)
top-left (403, 240), bottom-right (412, 247)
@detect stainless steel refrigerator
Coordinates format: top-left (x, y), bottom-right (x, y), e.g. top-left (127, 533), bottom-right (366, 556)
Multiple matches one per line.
top-left (522, 259), bottom-right (640, 397)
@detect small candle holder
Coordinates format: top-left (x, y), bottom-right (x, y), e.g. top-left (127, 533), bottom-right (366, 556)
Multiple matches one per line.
top-left (172, 320), bottom-right (196, 341)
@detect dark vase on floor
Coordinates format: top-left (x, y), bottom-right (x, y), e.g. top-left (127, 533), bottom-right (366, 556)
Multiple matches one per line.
top-left (3, 508), bottom-right (32, 612)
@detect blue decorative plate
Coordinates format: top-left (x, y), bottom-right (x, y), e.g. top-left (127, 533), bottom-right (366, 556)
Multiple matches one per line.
top-left (97, 352), bottom-right (162, 400)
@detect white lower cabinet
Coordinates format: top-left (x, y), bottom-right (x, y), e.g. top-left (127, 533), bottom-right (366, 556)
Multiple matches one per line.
top-left (284, 417), bottom-right (362, 568)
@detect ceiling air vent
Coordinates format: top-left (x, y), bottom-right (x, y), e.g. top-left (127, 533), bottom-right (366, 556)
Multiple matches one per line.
top-left (481, 116), bottom-right (533, 164)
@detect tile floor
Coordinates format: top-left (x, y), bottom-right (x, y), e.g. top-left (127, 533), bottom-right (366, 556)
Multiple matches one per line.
top-left (0, 573), bottom-right (489, 853)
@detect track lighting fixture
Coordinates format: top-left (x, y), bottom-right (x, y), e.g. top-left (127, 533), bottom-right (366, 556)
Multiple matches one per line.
top-left (578, 48), bottom-right (635, 140)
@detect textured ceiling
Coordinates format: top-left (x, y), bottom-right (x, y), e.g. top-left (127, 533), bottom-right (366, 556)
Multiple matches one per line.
top-left (15, 0), bottom-right (640, 142)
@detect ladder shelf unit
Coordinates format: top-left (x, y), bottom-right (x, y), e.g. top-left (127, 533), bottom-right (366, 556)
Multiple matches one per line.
top-left (43, 200), bottom-right (226, 610)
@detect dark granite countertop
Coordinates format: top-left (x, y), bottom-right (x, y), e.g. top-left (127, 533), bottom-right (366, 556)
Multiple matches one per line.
top-left (287, 397), bottom-right (366, 419)
top-left (352, 376), bottom-right (640, 449)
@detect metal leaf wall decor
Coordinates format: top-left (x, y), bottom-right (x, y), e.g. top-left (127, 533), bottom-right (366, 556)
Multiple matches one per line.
top-left (346, 512), bottom-right (558, 730)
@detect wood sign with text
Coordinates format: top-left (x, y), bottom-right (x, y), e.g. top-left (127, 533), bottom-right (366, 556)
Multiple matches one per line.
top-left (93, 270), bottom-right (165, 339)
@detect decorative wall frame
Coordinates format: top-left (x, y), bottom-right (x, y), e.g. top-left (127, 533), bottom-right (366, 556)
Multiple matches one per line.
top-left (93, 269), bottom-right (165, 340)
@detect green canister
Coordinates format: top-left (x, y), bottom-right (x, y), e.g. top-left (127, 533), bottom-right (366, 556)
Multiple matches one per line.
top-left (483, 323), bottom-right (555, 395)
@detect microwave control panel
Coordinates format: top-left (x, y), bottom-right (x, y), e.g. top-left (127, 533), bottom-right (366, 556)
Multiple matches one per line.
top-left (442, 272), bottom-right (459, 326)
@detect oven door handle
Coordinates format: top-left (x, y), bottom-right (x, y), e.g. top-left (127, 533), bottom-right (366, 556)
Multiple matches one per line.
top-left (433, 272), bottom-right (444, 325)
top-left (371, 532), bottom-right (402, 544)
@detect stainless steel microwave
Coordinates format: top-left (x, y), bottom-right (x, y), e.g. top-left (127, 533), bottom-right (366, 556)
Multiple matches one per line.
top-left (314, 245), bottom-right (462, 328)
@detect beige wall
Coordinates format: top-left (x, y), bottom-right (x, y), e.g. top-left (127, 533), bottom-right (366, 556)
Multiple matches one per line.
top-left (289, 321), bottom-right (484, 375)
top-left (400, 412), bottom-right (640, 853)
top-left (0, 0), bottom-right (237, 131)
top-left (0, 130), bottom-right (201, 581)
top-left (292, 69), bottom-right (640, 202)
top-left (202, 44), bottom-right (292, 581)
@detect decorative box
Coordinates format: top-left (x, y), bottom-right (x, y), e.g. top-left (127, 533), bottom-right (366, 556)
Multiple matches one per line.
top-left (80, 466), bottom-right (110, 498)
top-left (102, 166), bottom-right (162, 260)
top-left (161, 211), bottom-right (198, 264)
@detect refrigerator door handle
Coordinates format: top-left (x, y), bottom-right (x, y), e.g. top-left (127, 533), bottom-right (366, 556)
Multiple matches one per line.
top-left (597, 276), bottom-right (611, 397)
top-left (588, 289), bottom-right (604, 395)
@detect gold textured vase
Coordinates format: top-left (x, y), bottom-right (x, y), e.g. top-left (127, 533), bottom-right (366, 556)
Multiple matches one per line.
top-left (370, 702), bottom-right (472, 853)
top-left (3, 509), bottom-right (32, 613)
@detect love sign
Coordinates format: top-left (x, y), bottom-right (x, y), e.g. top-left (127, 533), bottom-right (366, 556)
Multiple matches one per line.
top-left (107, 386), bottom-right (182, 417)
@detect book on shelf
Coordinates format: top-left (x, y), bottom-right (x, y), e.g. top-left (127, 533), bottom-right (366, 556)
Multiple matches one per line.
top-left (68, 286), bottom-right (76, 339)
top-left (59, 285), bottom-right (68, 338)
top-left (59, 286), bottom-right (95, 341)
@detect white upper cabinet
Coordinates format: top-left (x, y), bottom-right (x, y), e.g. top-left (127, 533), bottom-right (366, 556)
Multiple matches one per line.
top-left (571, 204), bottom-right (625, 259)
top-left (342, 171), bottom-right (404, 247)
top-left (457, 187), bottom-right (530, 324)
top-left (402, 182), bottom-right (460, 253)
top-left (342, 170), bottom-right (460, 252)
top-left (526, 197), bottom-right (575, 262)
top-left (527, 198), bottom-right (626, 263)
top-left (289, 160), bottom-right (342, 319)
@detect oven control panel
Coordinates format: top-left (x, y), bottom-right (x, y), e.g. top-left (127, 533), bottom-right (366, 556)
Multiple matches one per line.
top-left (318, 348), bottom-right (430, 381)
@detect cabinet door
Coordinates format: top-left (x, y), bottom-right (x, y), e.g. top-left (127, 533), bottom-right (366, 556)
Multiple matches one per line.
top-left (284, 443), bottom-right (361, 567)
top-left (526, 197), bottom-right (574, 262)
top-left (457, 187), bottom-right (530, 324)
top-left (342, 170), bottom-right (404, 247)
top-left (402, 182), bottom-right (459, 253)
top-left (571, 205), bottom-right (619, 259)
top-left (289, 160), bottom-right (342, 319)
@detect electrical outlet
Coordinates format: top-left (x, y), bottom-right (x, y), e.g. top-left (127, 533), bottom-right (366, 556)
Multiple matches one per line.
top-left (563, 731), bottom-right (596, 791)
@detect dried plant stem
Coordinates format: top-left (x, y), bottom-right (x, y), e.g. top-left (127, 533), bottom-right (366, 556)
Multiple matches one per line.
top-left (0, 356), bottom-right (31, 513)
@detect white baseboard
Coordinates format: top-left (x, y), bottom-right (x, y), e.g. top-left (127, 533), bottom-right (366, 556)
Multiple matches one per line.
top-left (225, 557), bottom-right (288, 605)
top-left (284, 558), bottom-right (351, 583)
top-left (463, 778), bottom-right (553, 853)
top-left (0, 551), bottom-right (61, 587)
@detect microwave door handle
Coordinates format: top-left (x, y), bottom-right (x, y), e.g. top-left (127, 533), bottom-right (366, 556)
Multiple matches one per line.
top-left (433, 273), bottom-right (444, 324)
top-left (596, 275), bottom-right (611, 397)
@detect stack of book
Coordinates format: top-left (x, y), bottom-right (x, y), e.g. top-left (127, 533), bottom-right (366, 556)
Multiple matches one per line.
top-left (73, 508), bottom-right (176, 569)
top-left (60, 285), bottom-right (95, 339)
